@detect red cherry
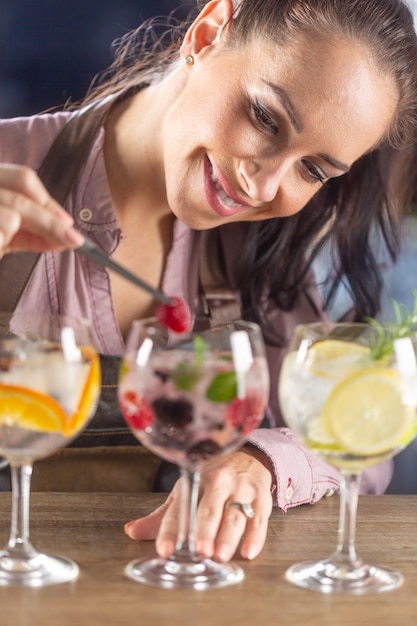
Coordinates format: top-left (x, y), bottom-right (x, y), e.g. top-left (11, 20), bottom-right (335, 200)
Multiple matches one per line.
top-left (156, 296), bottom-right (191, 333)
top-left (120, 390), bottom-right (154, 430)
top-left (225, 394), bottom-right (264, 435)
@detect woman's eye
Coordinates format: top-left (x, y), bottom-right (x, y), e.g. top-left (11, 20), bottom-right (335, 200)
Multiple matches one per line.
top-left (302, 160), bottom-right (327, 185)
top-left (252, 101), bottom-right (279, 134)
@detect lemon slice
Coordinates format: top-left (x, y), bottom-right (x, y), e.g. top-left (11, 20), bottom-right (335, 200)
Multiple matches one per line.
top-left (311, 339), bottom-right (369, 360)
top-left (305, 417), bottom-right (341, 451)
top-left (0, 385), bottom-right (67, 434)
top-left (323, 368), bottom-right (415, 455)
top-left (308, 339), bottom-right (370, 378)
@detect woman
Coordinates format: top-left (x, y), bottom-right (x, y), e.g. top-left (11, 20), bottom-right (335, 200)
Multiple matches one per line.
top-left (0, 0), bottom-right (416, 563)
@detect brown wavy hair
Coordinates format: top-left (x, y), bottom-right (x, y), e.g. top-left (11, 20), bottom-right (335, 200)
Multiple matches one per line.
top-left (78, 0), bottom-right (417, 336)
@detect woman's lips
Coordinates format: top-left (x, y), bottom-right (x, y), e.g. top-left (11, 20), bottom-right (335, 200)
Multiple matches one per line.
top-left (204, 157), bottom-right (249, 218)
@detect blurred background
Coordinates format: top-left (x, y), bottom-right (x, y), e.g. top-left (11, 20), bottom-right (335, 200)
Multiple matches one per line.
top-left (0, 0), bottom-right (416, 115)
top-left (0, 0), bottom-right (194, 117)
top-left (1, 0), bottom-right (417, 493)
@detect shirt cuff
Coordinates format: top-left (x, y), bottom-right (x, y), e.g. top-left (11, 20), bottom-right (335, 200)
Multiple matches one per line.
top-left (247, 428), bottom-right (341, 511)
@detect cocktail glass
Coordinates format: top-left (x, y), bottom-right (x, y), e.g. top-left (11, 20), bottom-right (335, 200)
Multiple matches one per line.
top-left (0, 313), bottom-right (100, 586)
top-left (118, 318), bottom-right (269, 589)
top-left (279, 322), bottom-right (417, 594)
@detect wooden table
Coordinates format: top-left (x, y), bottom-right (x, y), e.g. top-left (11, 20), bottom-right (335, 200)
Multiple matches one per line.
top-left (0, 493), bottom-right (416, 626)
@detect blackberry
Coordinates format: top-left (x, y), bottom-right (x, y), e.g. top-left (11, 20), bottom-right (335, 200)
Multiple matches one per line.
top-left (187, 439), bottom-right (222, 462)
top-left (154, 370), bottom-right (169, 383)
top-left (152, 397), bottom-right (193, 427)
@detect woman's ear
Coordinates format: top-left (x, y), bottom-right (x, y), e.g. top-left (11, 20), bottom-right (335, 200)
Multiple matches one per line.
top-left (180, 0), bottom-right (235, 58)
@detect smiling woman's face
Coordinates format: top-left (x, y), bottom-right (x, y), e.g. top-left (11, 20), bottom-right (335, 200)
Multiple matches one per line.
top-left (161, 32), bottom-right (398, 229)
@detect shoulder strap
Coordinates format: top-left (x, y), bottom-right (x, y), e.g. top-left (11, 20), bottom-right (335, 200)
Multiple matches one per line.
top-left (0, 97), bottom-right (115, 312)
top-left (0, 94), bottom-right (242, 324)
top-left (198, 230), bottom-right (242, 325)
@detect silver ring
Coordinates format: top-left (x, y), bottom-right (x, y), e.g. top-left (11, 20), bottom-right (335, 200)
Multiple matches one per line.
top-left (226, 501), bottom-right (255, 519)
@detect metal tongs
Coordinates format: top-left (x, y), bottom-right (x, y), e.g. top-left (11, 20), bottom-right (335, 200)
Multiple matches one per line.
top-left (77, 238), bottom-right (172, 305)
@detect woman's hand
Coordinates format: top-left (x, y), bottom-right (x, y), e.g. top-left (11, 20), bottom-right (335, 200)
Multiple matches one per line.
top-left (0, 164), bottom-right (84, 257)
top-left (124, 447), bottom-right (274, 562)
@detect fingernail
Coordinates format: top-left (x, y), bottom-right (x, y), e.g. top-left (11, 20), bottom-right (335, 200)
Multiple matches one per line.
top-left (156, 540), bottom-right (175, 558)
top-left (124, 522), bottom-right (134, 536)
top-left (215, 544), bottom-right (232, 563)
top-left (245, 545), bottom-right (258, 560)
top-left (54, 207), bottom-right (74, 224)
top-left (64, 227), bottom-right (85, 247)
top-left (195, 540), bottom-right (212, 558)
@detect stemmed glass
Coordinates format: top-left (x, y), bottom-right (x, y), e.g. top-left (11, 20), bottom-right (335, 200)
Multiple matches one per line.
top-left (118, 318), bottom-right (269, 589)
top-left (279, 322), bottom-right (417, 594)
top-left (0, 312), bottom-right (100, 587)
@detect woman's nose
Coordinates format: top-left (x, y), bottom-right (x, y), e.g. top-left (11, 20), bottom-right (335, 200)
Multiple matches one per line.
top-left (238, 158), bottom-right (289, 203)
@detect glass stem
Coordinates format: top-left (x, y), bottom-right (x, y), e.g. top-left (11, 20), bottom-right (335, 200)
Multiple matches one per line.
top-left (173, 467), bottom-right (200, 559)
top-left (333, 471), bottom-right (362, 566)
top-left (7, 463), bottom-right (37, 558)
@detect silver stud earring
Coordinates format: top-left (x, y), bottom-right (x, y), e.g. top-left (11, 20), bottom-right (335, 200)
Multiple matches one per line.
top-left (185, 55), bottom-right (194, 65)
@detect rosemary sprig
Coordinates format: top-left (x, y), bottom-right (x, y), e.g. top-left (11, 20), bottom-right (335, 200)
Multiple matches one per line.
top-left (366, 290), bottom-right (417, 360)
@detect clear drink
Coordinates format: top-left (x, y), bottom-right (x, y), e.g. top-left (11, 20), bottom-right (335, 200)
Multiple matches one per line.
top-left (0, 314), bottom-right (100, 587)
top-left (119, 349), bottom-right (268, 469)
top-left (119, 318), bottom-right (270, 589)
top-left (0, 345), bottom-right (100, 464)
top-left (278, 322), bottom-right (417, 594)
top-left (279, 335), bottom-right (416, 472)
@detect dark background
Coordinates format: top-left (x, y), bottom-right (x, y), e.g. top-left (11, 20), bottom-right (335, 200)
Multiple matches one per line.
top-left (0, 1), bottom-right (194, 117)
top-left (2, 0), bottom-right (417, 494)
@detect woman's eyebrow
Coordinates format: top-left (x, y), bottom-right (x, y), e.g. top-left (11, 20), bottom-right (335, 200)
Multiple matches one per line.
top-left (318, 153), bottom-right (350, 173)
top-left (263, 80), bottom-right (350, 173)
top-left (263, 80), bottom-right (302, 133)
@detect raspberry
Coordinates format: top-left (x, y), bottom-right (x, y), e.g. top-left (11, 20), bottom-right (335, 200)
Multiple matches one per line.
top-left (225, 394), bottom-right (264, 435)
top-left (120, 390), bottom-right (154, 430)
top-left (156, 296), bottom-right (191, 334)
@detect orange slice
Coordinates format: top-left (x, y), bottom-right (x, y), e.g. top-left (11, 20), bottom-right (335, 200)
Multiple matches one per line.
top-left (0, 347), bottom-right (100, 438)
top-left (0, 385), bottom-right (67, 434)
top-left (66, 347), bottom-right (100, 436)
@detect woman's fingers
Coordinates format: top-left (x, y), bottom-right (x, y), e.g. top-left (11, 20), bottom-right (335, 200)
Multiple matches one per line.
top-left (0, 164), bottom-right (84, 255)
top-left (196, 490), bottom-right (271, 562)
top-left (189, 467), bottom-right (248, 561)
top-left (124, 492), bottom-right (176, 542)
top-left (231, 489), bottom-right (273, 561)
top-left (0, 163), bottom-right (54, 204)
top-left (193, 451), bottom-right (273, 562)
top-left (125, 448), bottom-right (274, 563)
top-left (154, 481), bottom-right (183, 557)
top-left (0, 196), bottom-right (84, 253)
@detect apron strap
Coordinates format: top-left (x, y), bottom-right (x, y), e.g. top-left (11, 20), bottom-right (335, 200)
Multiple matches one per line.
top-left (0, 91), bottom-right (242, 324)
top-left (0, 95), bottom-right (116, 312)
top-left (198, 230), bottom-right (242, 325)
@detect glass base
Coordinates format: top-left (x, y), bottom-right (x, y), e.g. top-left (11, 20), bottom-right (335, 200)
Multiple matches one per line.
top-left (285, 558), bottom-right (403, 595)
top-left (0, 551), bottom-right (79, 587)
top-left (125, 555), bottom-right (244, 590)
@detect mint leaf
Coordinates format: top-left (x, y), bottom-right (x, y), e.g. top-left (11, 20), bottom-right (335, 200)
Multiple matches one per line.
top-left (170, 336), bottom-right (208, 390)
top-left (366, 290), bottom-right (417, 360)
top-left (206, 371), bottom-right (237, 402)
top-left (172, 361), bottom-right (201, 391)
top-left (194, 335), bottom-right (209, 367)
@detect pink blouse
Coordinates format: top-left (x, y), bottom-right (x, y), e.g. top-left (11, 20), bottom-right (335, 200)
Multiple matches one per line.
top-left (0, 111), bottom-right (393, 509)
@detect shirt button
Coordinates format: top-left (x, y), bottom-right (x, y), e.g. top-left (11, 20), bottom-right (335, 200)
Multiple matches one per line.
top-left (285, 485), bottom-right (294, 501)
top-left (79, 207), bottom-right (93, 222)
